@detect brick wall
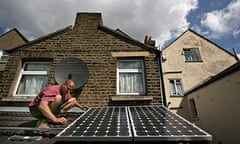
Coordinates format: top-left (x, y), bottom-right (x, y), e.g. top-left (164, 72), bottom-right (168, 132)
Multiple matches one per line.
top-left (0, 13), bottom-right (162, 106)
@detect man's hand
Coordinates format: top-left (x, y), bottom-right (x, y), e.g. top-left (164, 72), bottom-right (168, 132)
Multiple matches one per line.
top-left (80, 104), bottom-right (89, 111)
top-left (53, 117), bottom-right (68, 125)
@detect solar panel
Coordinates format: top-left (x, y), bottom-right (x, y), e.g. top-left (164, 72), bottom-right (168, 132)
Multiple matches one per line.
top-left (128, 106), bottom-right (212, 142)
top-left (56, 106), bottom-right (212, 143)
top-left (56, 106), bottom-right (132, 142)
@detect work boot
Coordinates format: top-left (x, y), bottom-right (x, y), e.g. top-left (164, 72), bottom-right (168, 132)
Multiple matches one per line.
top-left (36, 119), bottom-right (49, 128)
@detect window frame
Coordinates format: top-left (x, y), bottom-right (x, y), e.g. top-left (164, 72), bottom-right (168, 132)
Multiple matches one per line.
top-left (13, 61), bottom-right (51, 97)
top-left (183, 48), bottom-right (202, 62)
top-left (0, 50), bottom-right (8, 63)
top-left (169, 79), bottom-right (184, 96)
top-left (117, 58), bottom-right (146, 95)
top-left (189, 98), bottom-right (198, 119)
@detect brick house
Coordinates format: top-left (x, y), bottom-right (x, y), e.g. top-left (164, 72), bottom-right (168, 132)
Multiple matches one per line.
top-left (0, 12), bottom-right (162, 107)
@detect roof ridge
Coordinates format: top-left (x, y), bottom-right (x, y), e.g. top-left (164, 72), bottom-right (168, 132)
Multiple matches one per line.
top-left (7, 26), bottom-right (72, 52)
top-left (163, 28), bottom-right (236, 57)
top-left (98, 25), bottom-right (160, 54)
top-left (0, 28), bottom-right (28, 43)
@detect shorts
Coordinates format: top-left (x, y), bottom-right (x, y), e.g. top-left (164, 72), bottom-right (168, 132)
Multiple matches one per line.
top-left (29, 102), bottom-right (67, 119)
top-left (29, 106), bottom-right (46, 119)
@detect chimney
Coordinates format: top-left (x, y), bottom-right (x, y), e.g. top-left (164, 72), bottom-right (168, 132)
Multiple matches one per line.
top-left (73, 12), bottom-right (103, 32)
top-left (144, 35), bottom-right (155, 46)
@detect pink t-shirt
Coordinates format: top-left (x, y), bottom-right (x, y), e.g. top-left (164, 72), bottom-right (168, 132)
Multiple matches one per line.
top-left (28, 85), bottom-right (72, 109)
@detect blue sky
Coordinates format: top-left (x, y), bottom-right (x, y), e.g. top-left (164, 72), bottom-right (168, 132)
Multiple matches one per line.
top-left (0, 0), bottom-right (239, 53)
top-left (187, 0), bottom-right (240, 53)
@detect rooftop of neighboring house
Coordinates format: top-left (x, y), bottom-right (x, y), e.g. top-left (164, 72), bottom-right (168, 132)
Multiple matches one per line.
top-left (0, 28), bottom-right (28, 71)
top-left (162, 29), bottom-right (236, 58)
top-left (0, 28), bottom-right (28, 50)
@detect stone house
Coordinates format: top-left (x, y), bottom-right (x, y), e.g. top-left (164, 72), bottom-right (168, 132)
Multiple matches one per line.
top-left (161, 29), bottom-right (237, 112)
top-left (0, 12), bottom-right (162, 107)
top-left (180, 61), bottom-right (240, 144)
top-left (0, 28), bottom-right (28, 80)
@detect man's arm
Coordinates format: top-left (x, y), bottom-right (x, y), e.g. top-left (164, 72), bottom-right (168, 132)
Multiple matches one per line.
top-left (38, 101), bottom-right (67, 124)
top-left (75, 101), bottom-right (88, 111)
top-left (60, 98), bottom-right (88, 113)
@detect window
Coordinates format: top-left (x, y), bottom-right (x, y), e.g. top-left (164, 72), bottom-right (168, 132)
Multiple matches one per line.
top-left (183, 48), bottom-right (202, 62)
top-left (169, 79), bottom-right (183, 96)
top-left (14, 62), bottom-right (51, 97)
top-left (189, 98), bottom-right (198, 119)
top-left (0, 50), bottom-right (8, 63)
top-left (117, 59), bottom-right (145, 95)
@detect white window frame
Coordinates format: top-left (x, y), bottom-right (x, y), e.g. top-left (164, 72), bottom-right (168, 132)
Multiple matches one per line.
top-left (0, 50), bottom-right (8, 63)
top-left (169, 79), bottom-right (184, 96)
top-left (13, 61), bottom-right (51, 97)
top-left (117, 59), bottom-right (146, 95)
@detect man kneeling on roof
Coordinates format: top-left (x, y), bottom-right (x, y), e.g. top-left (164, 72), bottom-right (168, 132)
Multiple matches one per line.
top-left (28, 80), bottom-right (88, 128)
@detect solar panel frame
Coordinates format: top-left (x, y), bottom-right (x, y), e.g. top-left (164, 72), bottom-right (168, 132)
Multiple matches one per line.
top-left (56, 106), bottom-right (132, 142)
top-left (128, 105), bottom-right (212, 142)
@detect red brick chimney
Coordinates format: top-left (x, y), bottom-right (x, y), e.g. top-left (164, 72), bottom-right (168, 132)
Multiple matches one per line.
top-left (144, 35), bottom-right (155, 46)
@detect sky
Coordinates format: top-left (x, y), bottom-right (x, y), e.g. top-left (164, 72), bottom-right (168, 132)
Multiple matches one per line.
top-left (0, 0), bottom-right (239, 53)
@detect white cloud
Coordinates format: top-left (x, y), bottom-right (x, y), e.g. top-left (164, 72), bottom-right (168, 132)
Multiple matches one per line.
top-left (201, 0), bottom-right (240, 39)
top-left (0, 0), bottom-right (198, 46)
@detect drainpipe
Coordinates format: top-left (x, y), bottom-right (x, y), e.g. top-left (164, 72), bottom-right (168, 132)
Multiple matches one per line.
top-left (156, 49), bottom-right (167, 107)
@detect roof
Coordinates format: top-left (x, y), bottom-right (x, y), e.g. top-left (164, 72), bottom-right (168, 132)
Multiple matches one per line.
top-left (0, 28), bottom-right (28, 50)
top-left (7, 26), bottom-right (72, 53)
top-left (0, 107), bottom-right (83, 144)
top-left (185, 61), bottom-right (240, 95)
top-left (163, 29), bottom-right (236, 58)
top-left (8, 13), bottom-right (160, 55)
top-left (98, 25), bottom-right (160, 55)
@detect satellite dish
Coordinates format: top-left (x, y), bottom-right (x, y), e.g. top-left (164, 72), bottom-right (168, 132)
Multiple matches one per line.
top-left (54, 57), bottom-right (89, 89)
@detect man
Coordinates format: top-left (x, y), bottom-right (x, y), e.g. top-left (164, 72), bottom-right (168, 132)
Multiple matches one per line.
top-left (29, 80), bottom-right (88, 128)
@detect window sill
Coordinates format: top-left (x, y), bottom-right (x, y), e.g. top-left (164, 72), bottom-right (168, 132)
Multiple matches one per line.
top-left (111, 96), bottom-right (153, 101)
top-left (1, 96), bottom-right (33, 102)
top-left (185, 60), bottom-right (203, 63)
top-left (170, 95), bottom-right (184, 97)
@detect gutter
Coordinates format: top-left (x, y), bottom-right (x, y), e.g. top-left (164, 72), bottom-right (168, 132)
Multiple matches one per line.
top-left (155, 50), bottom-right (167, 107)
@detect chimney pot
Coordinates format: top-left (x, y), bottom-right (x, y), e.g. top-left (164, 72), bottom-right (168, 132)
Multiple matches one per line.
top-left (144, 35), bottom-right (155, 46)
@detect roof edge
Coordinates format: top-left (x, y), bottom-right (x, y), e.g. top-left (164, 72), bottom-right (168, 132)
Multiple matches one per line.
top-left (98, 25), bottom-right (160, 54)
top-left (0, 28), bottom-right (28, 43)
top-left (7, 26), bottom-right (72, 53)
top-left (163, 28), bottom-right (236, 59)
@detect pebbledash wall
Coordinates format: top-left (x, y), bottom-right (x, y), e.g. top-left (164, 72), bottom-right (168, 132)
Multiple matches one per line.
top-left (0, 13), bottom-right (162, 107)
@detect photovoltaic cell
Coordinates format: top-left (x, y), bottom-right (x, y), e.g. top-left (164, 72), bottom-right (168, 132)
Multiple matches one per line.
top-left (128, 106), bottom-right (212, 142)
top-left (56, 106), bottom-right (132, 142)
top-left (56, 106), bottom-right (212, 143)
